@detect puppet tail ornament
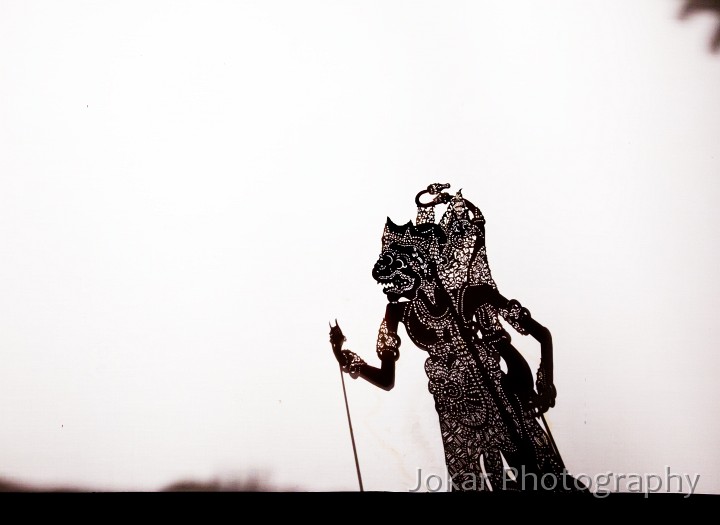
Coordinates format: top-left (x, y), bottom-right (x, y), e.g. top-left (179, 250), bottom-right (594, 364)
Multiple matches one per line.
top-left (339, 365), bottom-right (364, 491)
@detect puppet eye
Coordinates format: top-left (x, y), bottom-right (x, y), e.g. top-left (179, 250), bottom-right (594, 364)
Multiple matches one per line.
top-left (393, 259), bottom-right (406, 269)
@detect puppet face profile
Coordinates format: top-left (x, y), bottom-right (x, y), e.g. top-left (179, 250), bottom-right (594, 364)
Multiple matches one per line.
top-left (372, 219), bottom-right (446, 303)
top-left (372, 243), bottom-right (424, 302)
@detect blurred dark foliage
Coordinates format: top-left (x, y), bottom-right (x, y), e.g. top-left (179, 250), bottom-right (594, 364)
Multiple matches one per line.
top-left (680, 0), bottom-right (720, 52)
top-left (0, 477), bottom-right (82, 493)
top-left (161, 473), bottom-right (293, 492)
top-left (1, 474), bottom-right (296, 492)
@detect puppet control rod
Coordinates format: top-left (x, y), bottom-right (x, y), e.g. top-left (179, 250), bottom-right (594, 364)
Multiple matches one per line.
top-left (331, 320), bottom-right (364, 492)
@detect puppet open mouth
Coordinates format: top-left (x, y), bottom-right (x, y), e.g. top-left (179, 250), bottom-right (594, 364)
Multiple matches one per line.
top-left (377, 271), bottom-right (414, 295)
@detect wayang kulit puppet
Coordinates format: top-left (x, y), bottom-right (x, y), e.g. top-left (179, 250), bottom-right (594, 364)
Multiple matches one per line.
top-left (330, 183), bottom-right (586, 492)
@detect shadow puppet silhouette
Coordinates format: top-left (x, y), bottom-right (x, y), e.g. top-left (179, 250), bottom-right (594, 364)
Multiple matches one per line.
top-left (330, 184), bottom-right (588, 493)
